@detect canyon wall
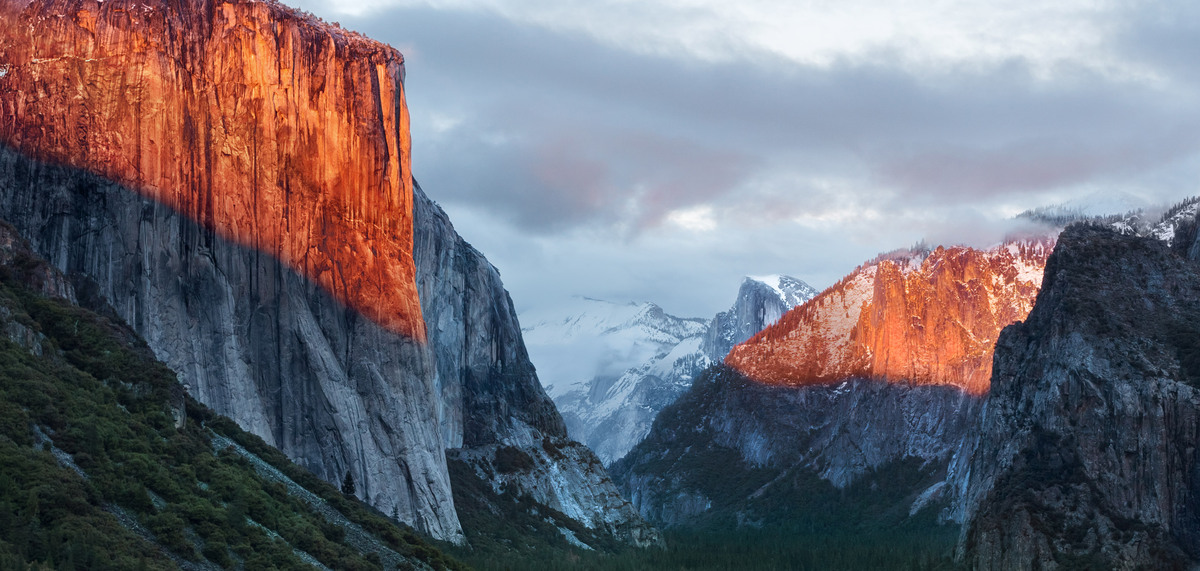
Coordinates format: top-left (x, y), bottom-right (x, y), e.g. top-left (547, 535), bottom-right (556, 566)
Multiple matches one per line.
top-left (959, 225), bottom-right (1200, 568)
top-left (727, 241), bottom-right (1052, 395)
top-left (0, 0), bottom-right (457, 539)
top-left (0, 0), bottom-right (424, 339)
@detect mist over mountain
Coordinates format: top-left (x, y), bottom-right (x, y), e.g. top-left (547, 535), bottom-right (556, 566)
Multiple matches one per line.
top-left (523, 276), bottom-right (816, 465)
top-left (3, 0), bottom-right (1200, 569)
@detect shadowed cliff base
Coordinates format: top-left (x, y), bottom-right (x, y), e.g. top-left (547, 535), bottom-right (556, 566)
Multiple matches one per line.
top-left (960, 223), bottom-right (1200, 569)
top-left (0, 143), bottom-right (462, 541)
top-left (0, 219), bottom-right (465, 570)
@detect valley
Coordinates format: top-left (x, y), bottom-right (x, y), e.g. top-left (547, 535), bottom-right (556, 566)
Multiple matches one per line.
top-left (0, 0), bottom-right (1197, 569)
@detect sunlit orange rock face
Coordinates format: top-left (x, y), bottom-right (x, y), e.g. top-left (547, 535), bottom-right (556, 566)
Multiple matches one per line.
top-left (726, 239), bottom-right (1054, 395)
top-left (0, 0), bottom-right (425, 340)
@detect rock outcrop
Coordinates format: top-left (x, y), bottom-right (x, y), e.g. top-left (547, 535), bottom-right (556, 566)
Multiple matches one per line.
top-left (0, 0), bottom-right (453, 538)
top-left (702, 275), bottom-right (817, 359)
top-left (612, 365), bottom-right (978, 526)
top-left (958, 224), bottom-right (1200, 569)
top-left (0, 0), bottom-right (658, 548)
top-left (0, 0), bottom-right (424, 340)
top-left (414, 184), bottom-right (658, 547)
top-left (727, 240), bottom-right (1053, 395)
top-left (0, 141), bottom-right (461, 540)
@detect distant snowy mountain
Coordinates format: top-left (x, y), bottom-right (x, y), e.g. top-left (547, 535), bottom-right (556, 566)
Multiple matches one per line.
top-left (702, 275), bottom-right (819, 359)
top-left (522, 276), bottom-right (816, 465)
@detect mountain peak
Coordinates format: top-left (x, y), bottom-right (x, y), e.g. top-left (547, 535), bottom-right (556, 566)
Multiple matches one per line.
top-left (727, 237), bottom-right (1055, 394)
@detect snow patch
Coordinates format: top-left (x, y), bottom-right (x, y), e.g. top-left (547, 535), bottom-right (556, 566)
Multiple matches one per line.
top-left (747, 274), bottom-right (784, 295)
top-left (548, 520), bottom-right (594, 550)
top-left (0, 64), bottom-right (9, 79)
top-left (910, 481), bottom-right (948, 515)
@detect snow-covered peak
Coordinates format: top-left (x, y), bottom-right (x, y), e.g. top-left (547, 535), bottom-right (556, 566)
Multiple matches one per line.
top-left (744, 274), bottom-right (819, 309)
top-left (521, 297), bottom-right (706, 399)
top-left (1148, 198), bottom-right (1200, 244)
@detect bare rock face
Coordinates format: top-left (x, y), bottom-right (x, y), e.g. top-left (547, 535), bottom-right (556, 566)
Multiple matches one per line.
top-left (0, 0), bottom-right (654, 547)
top-left (959, 224), bottom-right (1200, 569)
top-left (0, 144), bottom-right (463, 541)
top-left (0, 0), bottom-right (424, 340)
top-left (727, 240), bottom-right (1052, 395)
top-left (0, 0), bottom-right (460, 540)
top-left (701, 275), bottom-right (817, 359)
top-left (413, 183), bottom-right (659, 547)
top-left (612, 365), bottom-right (978, 526)
top-left (413, 182), bottom-right (566, 451)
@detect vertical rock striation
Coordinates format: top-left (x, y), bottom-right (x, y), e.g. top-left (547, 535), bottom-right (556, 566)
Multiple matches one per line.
top-left (413, 181), bottom-right (566, 450)
top-left (0, 0), bottom-right (655, 547)
top-left (0, 0), bottom-right (424, 340)
top-left (727, 240), bottom-right (1052, 395)
top-left (960, 224), bottom-right (1200, 569)
top-left (413, 183), bottom-right (658, 547)
top-left (0, 144), bottom-right (463, 541)
top-left (0, 0), bottom-right (460, 540)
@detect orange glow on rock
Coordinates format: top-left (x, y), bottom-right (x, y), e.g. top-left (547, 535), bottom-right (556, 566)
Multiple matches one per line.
top-left (0, 0), bottom-right (426, 341)
top-left (726, 239), bottom-right (1054, 395)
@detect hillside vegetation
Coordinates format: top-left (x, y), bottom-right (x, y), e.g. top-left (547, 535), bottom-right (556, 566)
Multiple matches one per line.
top-left (0, 225), bottom-right (464, 571)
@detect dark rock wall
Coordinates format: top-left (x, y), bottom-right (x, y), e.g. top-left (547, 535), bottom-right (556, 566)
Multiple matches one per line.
top-left (614, 365), bottom-right (978, 526)
top-left (960, 224), bottom-right (1200, 569)
top-left (0, 145), bottom-right (462, 541)
top-left (413, 183), bottom-right (658, 546)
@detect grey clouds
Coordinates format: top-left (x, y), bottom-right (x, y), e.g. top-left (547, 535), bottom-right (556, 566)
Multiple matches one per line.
top-left (287, 0), bottom-right (1200, 317)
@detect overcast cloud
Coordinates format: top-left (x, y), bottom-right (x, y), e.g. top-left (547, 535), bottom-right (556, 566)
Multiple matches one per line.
top-left (287, 0), bottom-right (1200, 318)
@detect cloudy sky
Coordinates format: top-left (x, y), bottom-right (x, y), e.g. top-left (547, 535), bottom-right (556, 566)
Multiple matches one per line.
top-left (289, 0), bottom-right (1200, 319)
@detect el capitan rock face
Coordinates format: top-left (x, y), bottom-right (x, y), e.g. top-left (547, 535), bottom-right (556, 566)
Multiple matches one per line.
top-left (0, 0), bottom-right (655, 546)
top-left (727, 240), bottom-right (1053, 395)
top-left (0, 0), bottom-right (424, 340)
top-left (0, 0), bottom-right (461, 540)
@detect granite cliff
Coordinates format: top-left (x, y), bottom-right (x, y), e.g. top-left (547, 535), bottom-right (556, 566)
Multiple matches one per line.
top-left (0, 0), bottom-right (424, 340)
top-left (0, 221), bottom-right (462, 570)
top-left (0, 0), bottom-right (652, 547)
top-left (614, 239), bottom-right (1051, 528)
top-left (414, 184), bottom-right (656, 547)
top-left (702, 275), bottom-right (817, 359)
top-left (958, 224), bottom-right (1200, 569)
top-left (0, 0), bottom-right (456, 539)
top-left (727, 240), bottom-right (1052, 395)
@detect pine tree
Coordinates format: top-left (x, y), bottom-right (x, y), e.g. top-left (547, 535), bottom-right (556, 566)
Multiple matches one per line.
top-left (341, 470), bottom-right (356, 497)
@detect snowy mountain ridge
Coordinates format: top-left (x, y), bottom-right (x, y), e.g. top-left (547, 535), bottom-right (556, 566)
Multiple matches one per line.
top-left (523, 275), bottom-right (817, 464)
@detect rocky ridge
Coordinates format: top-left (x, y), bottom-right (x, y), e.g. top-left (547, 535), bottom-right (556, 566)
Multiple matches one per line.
top-left (612, 364), bottom-right (978, 527)
top-left (414, 185), bottom-right (656, 547)
top-left (727, 240), bottom-right (1053, 395)
top-left (0, 0), bottom-right (654, 547)
top-left (524, 276), bottom-right (815, 465)
top-left (956, 224), bottom-right (1200, 569)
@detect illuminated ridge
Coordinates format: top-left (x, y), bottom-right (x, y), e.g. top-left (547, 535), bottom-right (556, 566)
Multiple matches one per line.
top-left (0, 0), bottom-right (425, 340)
top-left (726, 238), bottom-right (1054, 394)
